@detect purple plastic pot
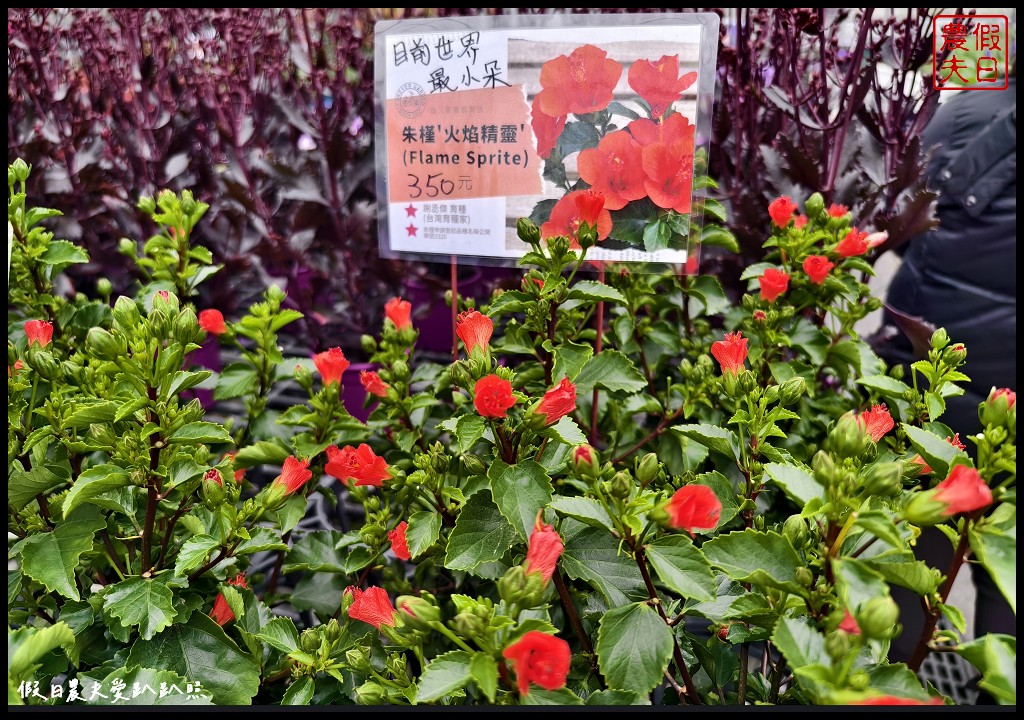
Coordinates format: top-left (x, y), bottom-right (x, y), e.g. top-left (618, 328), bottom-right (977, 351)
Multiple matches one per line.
top-left (403, 268), bottom-right (490, 354)
top-left (343, 362), bottom-right (377, 423)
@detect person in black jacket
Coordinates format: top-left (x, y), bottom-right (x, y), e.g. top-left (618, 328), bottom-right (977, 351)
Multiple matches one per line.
top-left (878, 73), bottom-right (1016, 687)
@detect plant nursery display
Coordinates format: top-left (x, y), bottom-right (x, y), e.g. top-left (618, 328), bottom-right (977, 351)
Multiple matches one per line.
top-left (8, 159), bottom-right (1015, 706)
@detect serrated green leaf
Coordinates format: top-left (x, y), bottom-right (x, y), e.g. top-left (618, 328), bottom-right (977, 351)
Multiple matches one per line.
top-left (645, 535), bottom-right (716, 602)
top-left (671, 424), bottom-right (739, 460)
top-left (954, 634), bottom-right (1016, 704)
top-left (763, 462), bottom-right (823, 506)
top-left (596, 602), bottom-right (673, 694)
top-left (552, 341), bottom-right (593, 382)
top-left (568, 280), bottom-right (626, 304)
top-left (65, 401), bottom-right (119, 429)
top-left (281, 676), bottom-right (314, 706)
top-left (970, 523), bottom-right (1016, 613)
top-left (42, 239), bottom-right (89, 268)
top-left (283, 530), bottom-right (347, 573)
top-left (901, 424), bottom-right (965, 478)
top-left (166, 370), bottom-right (212, 398)
top-left (699, 225), bottom-right (739, 253)
top-left (211, 364), bottom-right (259, 402)
top-left (689, 275), bottom-right (731, 316)
top-left (574, 350), bottom-right (646, 395)
top-left (772, 617), bottom-right (828, 670)
top-left (832, 557), bottom-right (889, 612)
top-left (549, 496), bottom-right (612, 531)
top-left (8, 622), bottom-right (75, 681)
top-left (270, 309), bottom-right (304, 332)
top-left (234, 440), bottom-right (290, 466)
top-left (863, 555), bottom-right (940, 595)
top-left (8, 464), bottom-right (68, 510)
top-left (62, 464), bottom-right (130, 515)
top-left (234, 527), bottom-right (288, 555)
top-left (174, 535), bottom-right (221, 576)
top-left (487, 459), bottom-right (552, 540)
top-left (469, 652), bottom-right (498, 702)
top-left (126, 612), bottom-right (260, 705)
top-left (702, 529), bottom-right (804, 595)
top-left (416, 650), bottom-right (471, 703)
top-left (168, 422), bottom-right (233, 445)
top-left (858, 374), bottom-right (912, 399)
top-left (445, 492), bottom-right (517, 572)
top-left (852, 510), bottom-right (904, 549)
top-left (454, 414), bottom-right (486, 454)
top-left (256, 616), bottom-right (299, 653)
top-left (560, 519), bottom-right (645, 606)
top-left (541, 416), bottom-right (587, 446)
top-left (406, 511), bottom-right (442, 559)
top-left (13, 516), bottom-right (105, 600)
top-left (521, 687), bottom-right (585, 705)
top-left (103, 577), bottom-right (178, 640)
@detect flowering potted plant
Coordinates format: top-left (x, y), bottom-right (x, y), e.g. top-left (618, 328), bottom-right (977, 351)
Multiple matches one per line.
top-left (8, 159), bottom-right (1015, 706)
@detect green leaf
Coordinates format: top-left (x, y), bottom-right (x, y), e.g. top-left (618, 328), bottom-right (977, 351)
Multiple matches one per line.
top-left (234, 527), bottom-right (288, 555)
top-left (281, 676), bottom-right (315, 706)
top-left (211, 363), bottom-right (259, 401)
top-left (406, 511), bottom-right (442, 559)
top-left (689, 276), bottom-right (731, 316)
top-left (290, 573), bottom-right (346, 616)
top-left (549, 496), bottom-right (613, 531)
top-left (62, 464), bottom-right (130, 516)
top-left (126, 612), bottom-right (260, 705)
top-left (521, 687), bottom-right (585, 705)
top-left (763, 463), bottom-right (823, 506)
top-left (699, 225), bottom-right (739, 253)
top-left (863, 555), bottom-right (940, 595)
top-left (970, 523), bottom-right (1016, 613)
top-left (560, 519), bottom-right (645, 606)
top-left (166, 370), bottom-right (212, 398)
top-left (568, 280), bottom-right (626, 304)
top-left (8, 464), bottom-right (68, 510)
top-left (901, 424), bottom-right (965, 477)
top-left (234, 440), bottom-right (291, 466)
top-left (852, 509), bottom-right (904, 549)
top-left (553, 341), bottom-right (593, 382)
top-left (270, 309), bottom-right (304, 332)
top-left (694, 471), bottom-right (740, 527)
top-left (65, 400), bottom-right (119, 429)
top-left (454, 415), bottom-right (486, 454)
top-left (8, 622), bottom-right (75, 681)
top-left (42, 239), bottom-right (88, 268)
top-left (542, 416), bottom-right (587, 446)
top-left (103, 576), bottom-right (178, 640)
top-left (701, 529), bottom-right (804, 594)
top-left (671, 424), bottom-right (739, 460)
top-left (487, 459), bottom-right (553, 540)
top-left (772, 617), bottom-right (828, 670)
top-left (13, 516), bottom-right (105, 600)
top-left (445, 492), bottom-right (517, 572)
top-left (864, 663), bottom-right (936, 702)
top-left (954, 634), bottom-right (1016, 704)
top-left (574, 350), bottom-right (646, 395)
top-left (256, 616), bottom-right (300, 653)
top-left (645, 536), bottom-right (716, 602)
top-left (168, 422), bottom-right (233, 446)
top-left (283, 531), bottom-right (348, 573)
top-left (596, 602), bottom-right (673, 694)
top-left (586, 689), bottom-right (648, 705)
top-left (469, 652), bottom-right (498, 702)
top-left (858, 375), bottom-right (912, 400)
top-left (832, 557), bottom-right (889, 612)
top-left (416, 650), bottom-right (471, 703)
top-left (642, 217), bottom-right (672, 252)
top-left (87, 666), bottom-right (212, 705)
top-left (174, 535), bottom-right (221, 577)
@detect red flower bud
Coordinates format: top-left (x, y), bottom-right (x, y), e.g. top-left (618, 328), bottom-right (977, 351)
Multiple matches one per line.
top-left (502, 631), bottom-right (571, 696)
top-left (858, 404), bottom-right (894, 443)
top-left (203, 468), bottom-right (223, 487)
top-left (384, 297), bottom-right (412, 330)
top-left (933, 465), bottom-right (992, 516)
top-left (838, 609), bottom-right (861, 634)
top-left (794, 214), bottom-right (809, 230)
top-left (272, 456), bottom-right (313, 495)
top-left (827, 203), bottom-right (849, 218)
top-left (665, 485), bottom-right (722, 537)
top-left (456, 310), bottom-right (493, 356)
top-left (533, 377), bottom-right (577, 426)
top-left (802, 255), bottom-right (834, 285)
top-left (346, 586), bottom-right (397, 630)
top-left (836, 228), bottom-right (870, 257)
top-left (313, 347), bottom-right (350, 386)
top-left (473, 374), bottom-right (517, 419)
top-left (24, 320), bottom-right (53, 348)
top-left (198, 309), bottom-right (227, 335)
top-left (574, 188), bottom-right (606, 226)
top-left (768, 196), bottom-right (798, 228)
top-left (388, 521), bottom-right (411, 561)
top-left (758, 268), bottom-right (790, 304)
top-left (360, 370), bottom-right (390, 398)
top-left (524, 517), bottom-right (563, 585)
top-left (710, 331), bottom-right (748, 376)
top-left (210, 574), bottom-right (248, 626)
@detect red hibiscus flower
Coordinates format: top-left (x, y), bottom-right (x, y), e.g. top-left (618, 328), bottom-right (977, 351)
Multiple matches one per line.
top-left (628, 54), bottom-right (697, 118)
top-left (456, 310), bottom-right (494, 356)
top-left (273, 456), bottom-right (313, 495)
top-left (347, 586), bottom-right (397, 630)
top-left (535, 44), bottom-right (622, 117)
top-left (24, 320), bottom-right (53, 348)
top-left (838, 610), bottom-right (861, 634)
top-left (934, 465), bottom-right (993, 516)
top-left (534, 377), bottom-right (577, 426)
top-left (474, 374), bottom-right (517, 419)
top-left (758, 268), bottom-right (790, 303)
top-left (524, 518), bottom-right (564, 584)
top-left (711, 331), bottom-right (748, 376)
top-left (858, 404), bottom-right (894, 442)
top-left (388, 521), bottom-right (411, 561)
top-left (803, 255), bottom-right (834, 285)
top-left (854, 696), bottom-right (944, 706)
top-left (540, 190), bottom-right (612, 245)
top-left (794, 215), bottom-right (809, 230)
top-left (325, 444), bottom-right (391, 487)
top-left (360, 370), bottom-right (389, 398)
top-left (198, 309), bottom-right (227, 335)
top-left (827, 203), bottom-right (849, 218)
top-left (502, 631), bottom-right (572, 695)
top-left (577, 131), bottom-right (647, 210)
top-left (531, 96), bottom-right (566, 160)
top-left (641, 136), bottom-right (695, 214)
top-left (768, 196), bottom-right (798, 228)
top-left (665, 485), bottom-right (722, 536)
top-left (628, 112), bottom-right (694, 148)
top-left (910, 455), bottom-right (932, 475)
top-left (313, 347), bottom-right (350, 386)
top-left (384, 297), bottom-right (412, 330)
top-left (836, 228), bottom-right (869, 257)
top-left (210, 574), bottom-right (248, 626)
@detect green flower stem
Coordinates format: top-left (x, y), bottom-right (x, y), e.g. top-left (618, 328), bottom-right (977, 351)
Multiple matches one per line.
top-left (430, 622), bottom-right (475, 653)
top-left (828, 511), bottom-right (858, 557)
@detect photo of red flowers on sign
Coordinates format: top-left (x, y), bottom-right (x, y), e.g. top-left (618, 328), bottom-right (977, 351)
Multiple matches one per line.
top-left (520, 41), bottom-right (702, 258)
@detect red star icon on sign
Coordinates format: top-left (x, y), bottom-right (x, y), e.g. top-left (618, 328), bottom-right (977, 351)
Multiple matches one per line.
top-left (405, 204), bottom-right (417, 217)
top-left (405, 223), bottom-right (418, 237)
